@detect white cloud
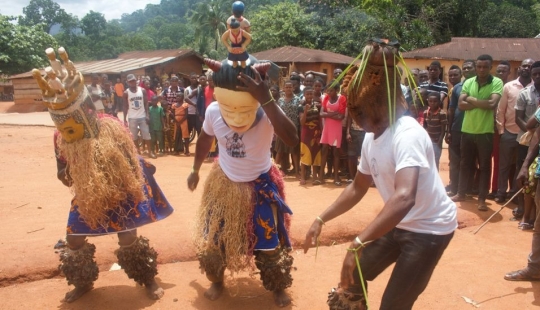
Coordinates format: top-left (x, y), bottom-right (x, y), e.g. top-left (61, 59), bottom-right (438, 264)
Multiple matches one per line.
top-left (0, 0), bottom-right (161, 21)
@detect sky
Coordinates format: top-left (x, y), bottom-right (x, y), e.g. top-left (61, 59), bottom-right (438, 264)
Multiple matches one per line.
top-left (0, 0), bottom-right (162, 21)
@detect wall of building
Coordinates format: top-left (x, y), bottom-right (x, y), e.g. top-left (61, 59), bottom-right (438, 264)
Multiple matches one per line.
top-left (13, 78), bottom-right (42, 105)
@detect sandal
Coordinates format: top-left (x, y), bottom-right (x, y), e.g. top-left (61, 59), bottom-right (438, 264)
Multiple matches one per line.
top-left (477, 202), bottom-right (488, 212)
top-left (333, 181), bottom-right (342, 186)
top-left (300, 180), bottom-right (307, 185)
top-left (313, 180), bottom-right (322, 186)
top-left (520, 223), bottom-right (534, 231)
top-left (504, 268), bottom-right (540, 281)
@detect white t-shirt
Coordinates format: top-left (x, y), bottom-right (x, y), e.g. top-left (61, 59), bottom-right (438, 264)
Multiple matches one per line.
top-left (185, 86), bottom-right (197, 115)
top-left (126, 87), bottom-right (146, 119)
top-left (358, 116), bottom-right (457, 235)
top-left (203, 102), bottom-right (273, 182)
top-left (90, 84), bottom-right (104, 110)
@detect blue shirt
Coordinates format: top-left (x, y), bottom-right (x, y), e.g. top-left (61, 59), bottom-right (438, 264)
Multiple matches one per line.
top-left (449, 82), bottom-right (463, 132)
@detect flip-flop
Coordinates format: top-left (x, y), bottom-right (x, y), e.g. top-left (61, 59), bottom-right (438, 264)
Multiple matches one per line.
top-left (313, 180), bottom-right (322, 186)
top-left (334, 181), bottom-right (342, 186)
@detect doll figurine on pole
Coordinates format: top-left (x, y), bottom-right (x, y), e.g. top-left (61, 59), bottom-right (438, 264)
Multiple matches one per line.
top-left (227, 1), bottom-right (250, 32)
top-left (221, 18), bottom-right (251, 69)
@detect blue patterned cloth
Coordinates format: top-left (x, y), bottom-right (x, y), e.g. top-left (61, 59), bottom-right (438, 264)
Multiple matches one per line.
top-left (252, 171), bottom-right (293, 250)
top-left (66, 157), bottom-right (174, 235)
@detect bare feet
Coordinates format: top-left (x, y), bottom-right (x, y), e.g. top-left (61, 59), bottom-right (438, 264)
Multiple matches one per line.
top-left (273, 289), bottom-right (291, 307)
top-left (204, 282), bottom-right (224, 301)
top-left (64, 284), bottom-right (93, 303)
top-left (145, 279), bottom-right (165, 300)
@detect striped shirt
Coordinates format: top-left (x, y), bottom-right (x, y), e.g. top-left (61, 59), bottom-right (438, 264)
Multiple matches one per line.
top-left (419, 80), bottom-right (449, 96)
top-left (423, 108), bottom-right (448, 144)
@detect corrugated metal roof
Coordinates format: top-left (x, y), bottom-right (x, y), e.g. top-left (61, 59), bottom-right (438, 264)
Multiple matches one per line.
top-left (402, 37), bottom-right (540, 61)
top-left (11, 49), bottom-right (202, 79)
top-left (252, 46), bottom-right (355, 64)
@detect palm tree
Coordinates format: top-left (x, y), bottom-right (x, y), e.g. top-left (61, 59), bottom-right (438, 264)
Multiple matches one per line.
top-left (190, 0), bottom-right (229, 52)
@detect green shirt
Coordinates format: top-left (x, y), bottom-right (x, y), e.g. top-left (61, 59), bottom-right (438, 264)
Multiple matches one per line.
top-left (461, 75), bottom-right (503, 134)
top-left (149, 106), bottom-right (165, 131)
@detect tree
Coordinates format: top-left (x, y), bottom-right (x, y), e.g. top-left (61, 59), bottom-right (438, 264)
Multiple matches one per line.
top-left (249, 1), bottom-right (318, 52)
top-left (80, 11), bottom-right (107, 39)
top-left (0, 16), bottom-right (58, 75)
top-left (477, 3), bottom-right (538, 38)
top-left (314, 8), bottom-right (387, 57)
top-left (19, 0), bottom-right (69, 34)
top-left (190, 0), bottom-right (229, 51)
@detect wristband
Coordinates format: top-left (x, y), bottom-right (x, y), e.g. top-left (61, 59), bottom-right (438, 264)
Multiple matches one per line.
top-left (261, 97), bottom-right (274, 107)
top-left (316, 216), bottom-right (325, 225)
top-left (191, 166), bottom-right (199, 175)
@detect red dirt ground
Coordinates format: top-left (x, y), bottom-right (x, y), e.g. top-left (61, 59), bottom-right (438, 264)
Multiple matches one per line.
top-left (0, 124), bottom-right (538, 309)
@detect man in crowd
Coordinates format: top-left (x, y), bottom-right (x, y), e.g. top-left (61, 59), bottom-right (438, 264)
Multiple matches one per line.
top-left (514, 61), bottom-right (540, 220)
top-left (447, 60), bottom-right (476, 196)
top-left (506, 61), bottom-right (540, 281)
top-left (184, 73), bottom-right (200, 139)
top-left (123, 74), bottom-right (155, 158)
top-left (494, 59), bottom-right (534, 203)
top-left (451, 55), bottom-right (503, 211)
top-left (497, 60), bottom-right (512, 85)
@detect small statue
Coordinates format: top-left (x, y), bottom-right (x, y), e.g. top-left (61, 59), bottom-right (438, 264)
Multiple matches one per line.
top-left (32, 69), bottom-right (56, 99)
top-left (46, 48), bottom-right (66, 79)
top-left (221, 18), bottom-right (252, 68)
top-left (58, 47), bottom-right (76, 79)
top-left (227, 1), bottom-right (251, 32)
top-left (45, 66), bottom-right (66, 96)
top-left (58, 47), bottom-right (81, 95)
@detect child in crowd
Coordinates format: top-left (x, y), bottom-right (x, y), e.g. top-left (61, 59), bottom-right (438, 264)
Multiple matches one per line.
top-left (313, 78), bottom-right (325, 100)
top-left (299, 87), bottom-right (322, 185)
top-left (319, 81), bottom-right (347, 186)
top-left (173, 92), bottom-right (190, 156)
top-left (275, 80), bottom-right (300, 176)
top-left (160, 98), bottom-right (174, 154)
top-left (423, 92), bottom-right (447, 170)
top-left (148, 96), bottom-right (166, 157)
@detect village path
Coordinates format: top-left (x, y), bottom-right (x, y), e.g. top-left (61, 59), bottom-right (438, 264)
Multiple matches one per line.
top-left (0, 116), bottom-right (538, 309)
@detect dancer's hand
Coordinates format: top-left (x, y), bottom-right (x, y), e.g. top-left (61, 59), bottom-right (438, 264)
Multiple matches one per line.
top-left (236, 67), bottom-right (271, 104)
top-left (187, 172), bottom-right (199, 191)
top-left (339, 246), bottom-right (358, 290)
top-left (516, 167), bottom-right (529, 188)
top-left (303, 219), bottom-right (323, 253)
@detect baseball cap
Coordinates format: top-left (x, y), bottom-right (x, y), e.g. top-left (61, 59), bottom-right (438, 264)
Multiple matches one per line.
top-left (127, 74), bottom-right (136, 81)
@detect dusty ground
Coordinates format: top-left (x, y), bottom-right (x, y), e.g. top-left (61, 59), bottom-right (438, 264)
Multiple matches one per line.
top-left (0, 123), bottom-right (538, 309)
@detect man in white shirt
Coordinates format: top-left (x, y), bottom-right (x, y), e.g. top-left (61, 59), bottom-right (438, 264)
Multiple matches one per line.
top-left (122, 74), bottom-right (154, 158)
top-left (303, 42), bottom-right (457, 310)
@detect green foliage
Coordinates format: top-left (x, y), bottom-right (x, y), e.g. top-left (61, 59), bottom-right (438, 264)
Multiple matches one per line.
top-left (250, 1), bottom-right (318, 52)
top-left (80, 11), bottom-right (107, 39)
top-left (0, 16), bottom-right (58, 75)
top-left (314, 8), bottom-right (386, 56)
top-left (190, 0), bottom-right (229, 52)
top-left (478, 3), bottom-right (538, 38)
top-left (19, 0), bottom-right (69, 34)
top-left (4, 0), bottom-right (540, 76)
